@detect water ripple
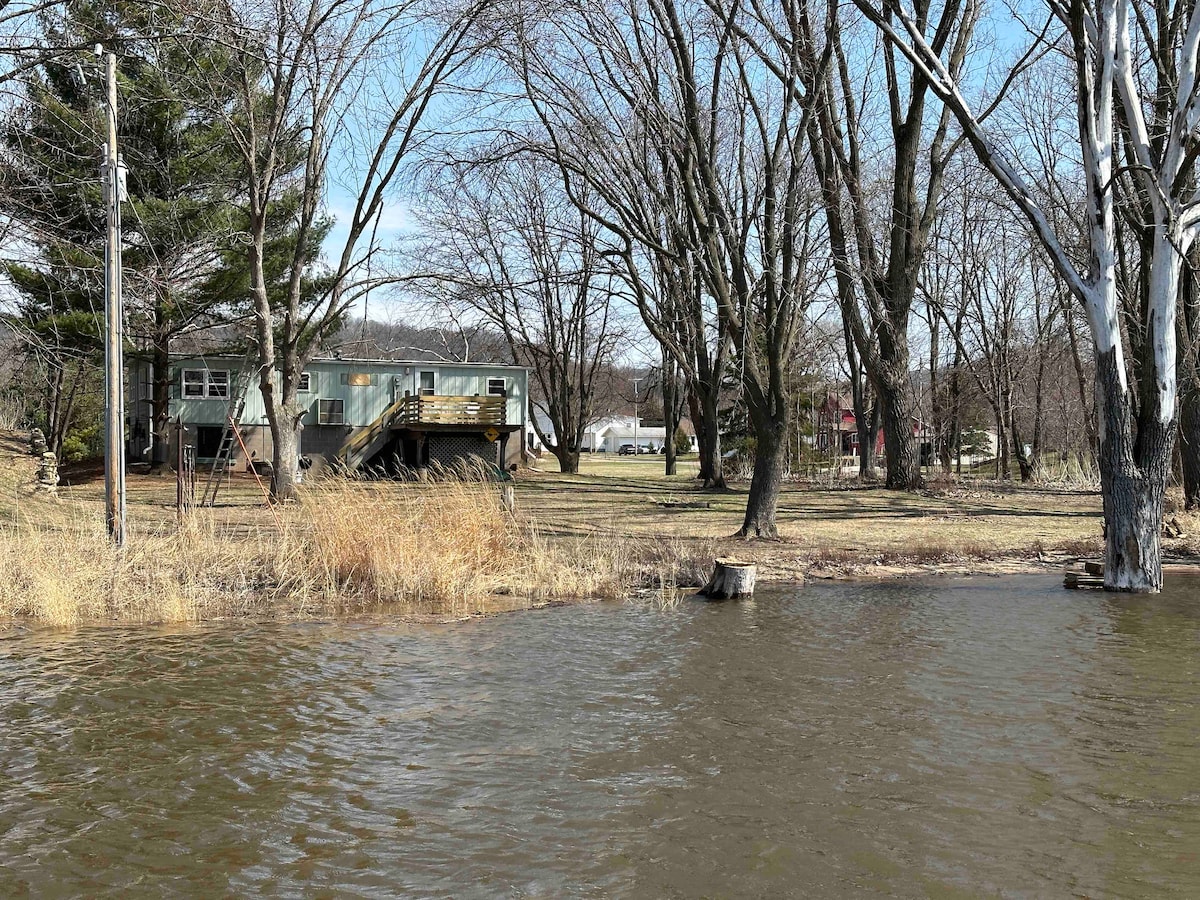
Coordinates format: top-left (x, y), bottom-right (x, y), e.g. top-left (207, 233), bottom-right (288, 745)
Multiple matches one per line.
top-left (0, 576), bottom-right (1198, 897)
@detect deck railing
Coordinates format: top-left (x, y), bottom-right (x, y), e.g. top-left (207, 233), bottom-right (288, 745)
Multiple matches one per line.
top-left (396, 394), bottom-right (506, 426)
top-left (337, 394), bottom-right (507, 466)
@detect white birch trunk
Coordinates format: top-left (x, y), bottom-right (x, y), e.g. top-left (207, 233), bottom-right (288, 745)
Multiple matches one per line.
top-left (852, 0), bottom-right (1194, 593)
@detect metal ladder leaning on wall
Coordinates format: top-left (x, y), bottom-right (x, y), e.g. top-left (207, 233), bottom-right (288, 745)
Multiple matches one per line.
top-left (200, 354), bottom-right (258, 507)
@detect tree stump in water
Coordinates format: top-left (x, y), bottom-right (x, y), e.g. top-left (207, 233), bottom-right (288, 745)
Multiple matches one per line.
top-left (696, 559), bottom-right (756, 600)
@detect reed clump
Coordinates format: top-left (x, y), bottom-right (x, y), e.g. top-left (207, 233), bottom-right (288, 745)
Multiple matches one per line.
top-left (0, 474), bottom-right (671, 627)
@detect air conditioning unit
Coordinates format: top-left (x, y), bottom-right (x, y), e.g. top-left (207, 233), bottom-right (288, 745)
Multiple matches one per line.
top-left (317, 399), bottom-right (344, 426)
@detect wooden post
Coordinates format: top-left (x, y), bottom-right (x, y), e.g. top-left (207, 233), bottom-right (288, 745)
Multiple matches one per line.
top-left (697, 559), bottom-right (757, 600)
top-left (176, 420), bottom-right (187, 523)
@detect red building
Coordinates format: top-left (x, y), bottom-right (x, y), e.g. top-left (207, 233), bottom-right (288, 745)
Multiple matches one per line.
top-left (815, 395), bottom-right (882, 457)
top-left (815, 394), bottom-right (924, 460)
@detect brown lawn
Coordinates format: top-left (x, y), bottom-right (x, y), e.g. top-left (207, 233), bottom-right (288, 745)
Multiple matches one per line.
top-left (8, 432), bottom-right (1197, 585)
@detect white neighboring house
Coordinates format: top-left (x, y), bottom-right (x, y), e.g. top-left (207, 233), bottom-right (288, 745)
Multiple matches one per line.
top-left (526, 412), bottom-right (698, 454)
top-left (525, 410), bottom-right (555, 453)
top-left (588, 415), bottom-right (700, 453)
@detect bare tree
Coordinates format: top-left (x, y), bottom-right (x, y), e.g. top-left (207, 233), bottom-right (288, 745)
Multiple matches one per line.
top-left (922, 173), bottom-right (1060, 482)
top-left (797, 0), bottom-right (980, 490)
top-left (513, 0), bottom-right (829, 536)
top-left (417, 152), bottom-right (623, 474)
top-left (505, 1), bottom-right (731, 488)
top-left (859, 0), bottom-right (1200, 591)
top-left (201, 0), bottom-right (493, 499)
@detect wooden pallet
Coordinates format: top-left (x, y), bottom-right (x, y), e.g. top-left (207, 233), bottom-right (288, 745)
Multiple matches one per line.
top-left (1064, 560), bottom-right (1104, 589)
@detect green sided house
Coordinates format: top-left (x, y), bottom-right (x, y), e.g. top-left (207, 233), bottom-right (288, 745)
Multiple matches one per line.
top-left (126, 355), bottom-right (530, 474)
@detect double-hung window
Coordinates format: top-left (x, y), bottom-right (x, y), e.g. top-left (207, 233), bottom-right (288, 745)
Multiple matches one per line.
top-left (182, 368), bottom-right (229, 399)
top-left (207, 370), bottom-right (229, 399)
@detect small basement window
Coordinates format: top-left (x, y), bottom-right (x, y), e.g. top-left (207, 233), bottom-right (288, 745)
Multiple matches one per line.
top-left (317, 398), bottom-right (344, 426)
top-left (487, 377), bottom-right (506, 396)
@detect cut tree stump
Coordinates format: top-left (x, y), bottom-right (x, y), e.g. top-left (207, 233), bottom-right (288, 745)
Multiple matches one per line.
top-left (696, 559), bottom-right (756, 600)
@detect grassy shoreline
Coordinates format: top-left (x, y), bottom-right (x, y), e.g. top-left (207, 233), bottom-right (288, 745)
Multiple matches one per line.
top-left (3, 432), bottom-right (1197, 626)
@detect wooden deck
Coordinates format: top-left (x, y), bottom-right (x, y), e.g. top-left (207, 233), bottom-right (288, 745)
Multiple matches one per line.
top-left (336, 395), bottom-right (509, 469)
top-left (395, 395), bottom-right (505, 427)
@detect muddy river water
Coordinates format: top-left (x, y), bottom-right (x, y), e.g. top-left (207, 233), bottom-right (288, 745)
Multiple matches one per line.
top-left (1, 574), bottom-right (1199, 897)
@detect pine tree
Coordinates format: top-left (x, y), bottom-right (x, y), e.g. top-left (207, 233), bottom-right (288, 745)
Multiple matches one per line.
top-left (0, 0), bottom-right (244, 462)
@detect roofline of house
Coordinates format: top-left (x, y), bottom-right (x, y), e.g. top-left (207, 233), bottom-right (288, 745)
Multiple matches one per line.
top-left (156, 353), bottom-right (529, 373)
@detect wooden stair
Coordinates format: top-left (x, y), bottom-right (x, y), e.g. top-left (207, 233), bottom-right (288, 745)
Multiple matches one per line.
top-left (337, 397), bottom-right (405, 470)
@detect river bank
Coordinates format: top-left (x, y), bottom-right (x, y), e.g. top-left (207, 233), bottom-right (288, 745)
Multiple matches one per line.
top-left (3, 431), bottom-right (1197, 625)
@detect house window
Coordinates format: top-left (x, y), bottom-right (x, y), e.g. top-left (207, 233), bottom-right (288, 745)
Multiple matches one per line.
top-left (207, 370), bottom-right (229, 399)
top-left (297, 372), bottom-right (311, 392)
top-left (182, 368), bottom-right (229, 399)
top-left (182, 369), bottom-right (206, 398)
top-left (486, 377), bottom-right (506, 397)
top-left (418, 371), bottom-right (436, 396)
top-left (317, 399), bottom-right (344, 425)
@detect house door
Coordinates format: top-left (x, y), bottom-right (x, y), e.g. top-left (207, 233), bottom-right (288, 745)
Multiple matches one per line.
top-left (416, 369), bottom-right (437, 396)
top-left (195, 426), bottom-right (224, 459)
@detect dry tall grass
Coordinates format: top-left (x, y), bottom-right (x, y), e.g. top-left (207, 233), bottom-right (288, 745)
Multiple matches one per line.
top-left (0, 474), bottom-right (701, 627)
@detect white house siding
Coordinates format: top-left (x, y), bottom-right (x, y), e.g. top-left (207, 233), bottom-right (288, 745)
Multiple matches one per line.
top-left (526, 414), bottom-right (699, 455)
top-left (599, 427), bottom-right (666, 452)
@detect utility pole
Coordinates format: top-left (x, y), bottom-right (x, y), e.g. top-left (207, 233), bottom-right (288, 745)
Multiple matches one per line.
top-left (102, 48), bottom-right (126, 545)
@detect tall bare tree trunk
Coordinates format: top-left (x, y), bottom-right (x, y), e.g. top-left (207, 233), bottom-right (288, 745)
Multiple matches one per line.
top-left (845, 318), bottom-right (877, 479)
top-left (553, 446), bottom-right (581, 474)
top-left (54, 363), bottom-right (82, 459)
top-left (663, 356), bottom-right (678, 477)
top-left (1181, 255), bottom-right (1200, 508)
top-left (859, 401), bottom-right (879, 479)
top-left (45, 361), bottom-right (64, 456)
top-left (739, 415), bottom-right (787, 539)
top-left (1181, 390), bottom-right (1200, 508)
top-left (1012, 421), bottom-right (1035, 483)
top-left (877, 365), bottom-right (919, 489)
top-left (690, 382), bottom-right (725, 489)
top-left (151, 341), bottom-right (172, 470)
top-left (1097, 351), bottom-right (1171, 591)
